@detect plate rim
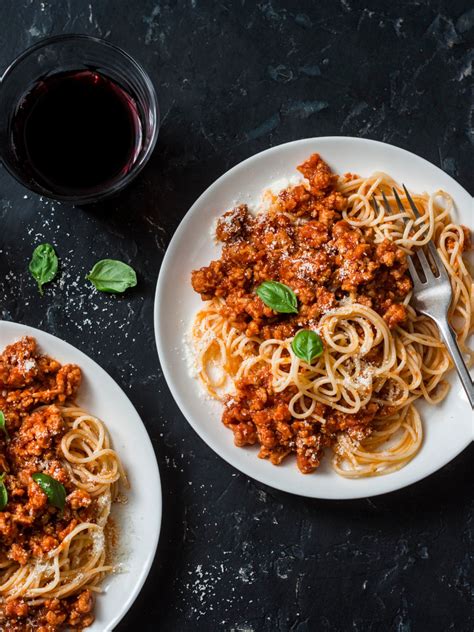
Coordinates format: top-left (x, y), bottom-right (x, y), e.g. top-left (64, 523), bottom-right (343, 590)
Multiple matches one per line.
top-left (0, 320), bottom-right (162, 631)
top-left (154, 136), bottom-right (473, 500)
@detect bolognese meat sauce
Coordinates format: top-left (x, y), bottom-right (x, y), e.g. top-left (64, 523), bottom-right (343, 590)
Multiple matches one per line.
top-left (0, 337), bottom-right (96, 631)
top-left (192, 154), bottom-right (413, 473)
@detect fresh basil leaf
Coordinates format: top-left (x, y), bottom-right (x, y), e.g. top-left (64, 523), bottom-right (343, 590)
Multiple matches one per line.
top-left (291, 329), bottom-right (324, 364)
top-left (0, 411), bottom-right (9, 441)
top-left (0, 474), bottom-right (8, 511)
top-left (29, 243), bottom-right (59, 295)
top-left (256, 281), bottom-right (298, 314)
top-left (32, 473), bottom-right (66, 512)
top-left (86, 259), bottom-right (137, 293)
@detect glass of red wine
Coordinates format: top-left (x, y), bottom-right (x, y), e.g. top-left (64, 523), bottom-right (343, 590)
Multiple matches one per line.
top-left (0, 34), bottom-right (159, 204)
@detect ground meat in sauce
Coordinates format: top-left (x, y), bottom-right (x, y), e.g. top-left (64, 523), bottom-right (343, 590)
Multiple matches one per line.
top-left (3, 590), bottom-right (94, 632)
top-left (191, 154), bottom-right (412, 473)
top-left (0, 337), bottom-right (97, 631)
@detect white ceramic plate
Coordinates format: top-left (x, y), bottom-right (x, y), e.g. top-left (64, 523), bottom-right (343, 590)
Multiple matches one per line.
top-left (0, 321), bottom-right (161, 631)
top-left (155, 137), bottom-right (473, 499)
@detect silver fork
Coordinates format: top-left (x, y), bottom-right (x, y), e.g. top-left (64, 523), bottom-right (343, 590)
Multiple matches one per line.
top-left (372, 186), bottom-right (474, 408)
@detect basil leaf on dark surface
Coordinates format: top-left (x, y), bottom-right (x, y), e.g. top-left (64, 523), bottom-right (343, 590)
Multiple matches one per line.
top-left (32, 473), bottom-right (66, 512)
top-left (291, 329), bottom-right (324, 364)
top-left (0, 411), bottom-right (9, 440)
top-left (86, 259), bottom-right (137, 293)
top-left (0, 474), bottom-right (8, 511)
top-left (29, 243), bottom-right (59, 295)
top-left (256, 280), bottom-right (298, 314)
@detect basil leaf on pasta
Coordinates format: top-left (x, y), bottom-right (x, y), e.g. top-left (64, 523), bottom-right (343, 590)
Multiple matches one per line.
top-left (32, 473), bottom-right (66, 512)
top-left (291, 329), bottom-right (324, 364)
top-left (86, 259), bottom-right (137, 293)
top-left (0, 411), bottom-right (9, 440)
top-left (0, 474), bottom-right (8, 511)
top-left (29, 243), bottom-right (59, 295)
top-left (256, 281), bottom-right (298, 314)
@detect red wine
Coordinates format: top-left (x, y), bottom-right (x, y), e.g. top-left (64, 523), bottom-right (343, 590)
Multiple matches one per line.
top-left (10, 70), bottom-right (143, 194)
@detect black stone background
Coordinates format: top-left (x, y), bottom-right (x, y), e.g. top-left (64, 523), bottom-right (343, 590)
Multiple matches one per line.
top-left (0, 1), bottom-right (473, 631)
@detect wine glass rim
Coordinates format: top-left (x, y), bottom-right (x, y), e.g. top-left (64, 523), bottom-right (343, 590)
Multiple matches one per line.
top-left (0, 33), bottom-right (159, 204)
top-left (1, 34), bottom-right (147, 82)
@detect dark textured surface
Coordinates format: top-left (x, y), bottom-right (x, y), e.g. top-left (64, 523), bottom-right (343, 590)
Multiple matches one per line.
top-left (0, 1), bottom-right (473, 631)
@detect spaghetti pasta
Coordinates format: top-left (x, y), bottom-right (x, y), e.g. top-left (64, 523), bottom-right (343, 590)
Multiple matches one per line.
top-left (190, 154), bottom-right (473, 478)
top-left (0, 338), bottom-right (126, 631)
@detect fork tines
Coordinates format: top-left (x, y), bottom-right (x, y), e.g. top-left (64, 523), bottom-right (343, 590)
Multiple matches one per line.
top-left (371, 186), bottom-right (449, 283)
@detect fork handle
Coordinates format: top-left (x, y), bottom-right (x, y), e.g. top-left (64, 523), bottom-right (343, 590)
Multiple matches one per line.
top-left (437, 322), bottom-right (474, 409)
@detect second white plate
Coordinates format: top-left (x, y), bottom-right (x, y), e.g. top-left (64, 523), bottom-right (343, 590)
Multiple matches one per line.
top-left (0, 321), bottom-right (162, 631)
